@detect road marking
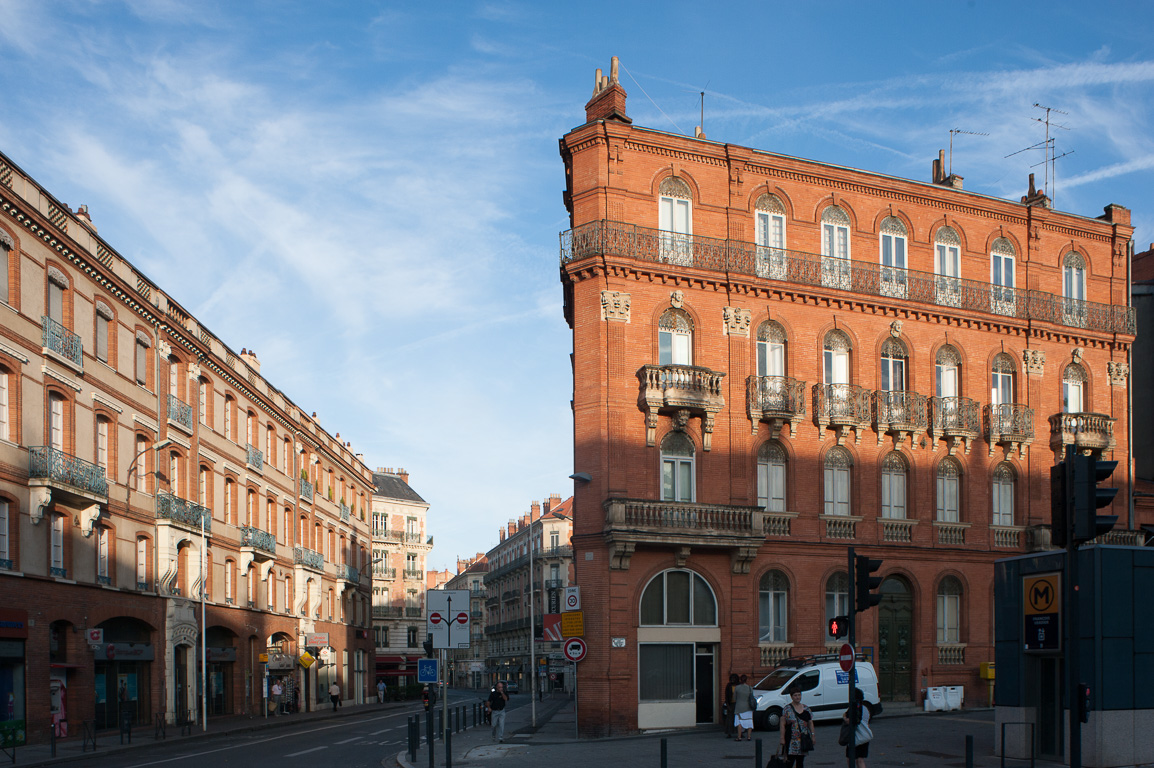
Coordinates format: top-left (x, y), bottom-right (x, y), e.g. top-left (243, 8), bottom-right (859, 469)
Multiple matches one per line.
top-left (369, 728), bottom-right (393, 735)
top-left (335, 736), bottom-right (361, 744)
top-left (285, 746), bottom-right (327, 757)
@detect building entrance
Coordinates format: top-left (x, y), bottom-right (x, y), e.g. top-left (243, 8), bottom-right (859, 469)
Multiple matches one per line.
top-left (877, 576), bottom-right (912, 701)
top-left (694, 644), bottom-right (714, 724)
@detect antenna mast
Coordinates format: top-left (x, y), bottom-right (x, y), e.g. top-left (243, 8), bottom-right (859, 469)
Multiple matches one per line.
top-left (948, 128), bottom-right (989, 176)
top-left (1030, 102), bottom-right (1070, 197)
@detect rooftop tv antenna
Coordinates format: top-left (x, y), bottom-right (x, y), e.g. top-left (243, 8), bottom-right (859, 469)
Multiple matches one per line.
top-left (948, 128), bottom-right (989, 176)
top-left (1030, 148), bottom-right (1075, 208)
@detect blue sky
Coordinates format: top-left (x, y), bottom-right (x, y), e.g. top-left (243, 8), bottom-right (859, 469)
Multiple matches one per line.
top-left (3, 1), bottom-right (1153, 570)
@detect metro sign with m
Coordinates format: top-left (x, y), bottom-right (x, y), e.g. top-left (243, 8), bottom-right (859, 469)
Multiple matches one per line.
top-left (1023, 573), bottom-right (1061, 652)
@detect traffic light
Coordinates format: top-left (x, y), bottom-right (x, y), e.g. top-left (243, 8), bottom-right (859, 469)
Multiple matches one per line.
top-left (1077, 682), bottom-right (1091, 723)
top-left (855, 555), bottom-right (883, 613)
top-left (1050, 458), bottom-right (1073, 548)
top-left (421, 687), bottom-right (431, 711)
top-left (422, 634), bottom-right (435, 658)
top-left (828, 615), bottom-right (849, 639)
top-left (1072, 455), bottom-right (1118, 543)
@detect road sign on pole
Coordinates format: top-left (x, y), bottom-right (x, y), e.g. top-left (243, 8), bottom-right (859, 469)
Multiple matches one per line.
top-left (563, 637), bottom-right (587, 663)
top-left (417, 658), bottom-right (439, 684)
top-left (427, 589), bottom-right (471, 649)
top-left (839, 643), bottom-right (855, 672)
top-left (564, 586), bottom-right (581, 611)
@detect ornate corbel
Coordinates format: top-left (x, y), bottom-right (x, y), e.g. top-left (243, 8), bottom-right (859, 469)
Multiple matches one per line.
top-left (674, 546), bottom-right (692, 568)
top-left (79, 503), bottom-right (102, 538)
top-left (30, 487), bottom-right (52, 525)
top-left (607, 540), bottom-right (635, 570)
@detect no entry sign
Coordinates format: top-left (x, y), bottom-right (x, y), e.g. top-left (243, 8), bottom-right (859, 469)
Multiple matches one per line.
top-left (839, 643), bottom-right (855, 672)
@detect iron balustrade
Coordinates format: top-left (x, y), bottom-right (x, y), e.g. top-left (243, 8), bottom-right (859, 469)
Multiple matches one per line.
top-left (50, 566), bottom-right (68, 578)
top-left (813, 383), bottom-right (872, 424)
top-left (874, 390), bottom-right (928, 431)
top-left (240, 525), bottom-right (276, 554)
top-left (404, 531), bottom-right (423, 543)
top-left (42, 315), bottom-right (83, 368)
top-left (156, 492), bottom-right (212, 532)
top-left (984, 403), bottom-right (1035, 441)
top-left (245, 443), bottom-right (263, 471)
top-left (374, 566), bottom-right (397, 579)
top-left (404, 606), bottom-right (423, 618)
top-left (373, 606), bottom-right (403, 618)
top-left (340, 502), bottom-right (350, 522)
top-left (930, 396), bottom-right (980, 435)
top-left (0, 559), bottom-right (12, 571)
top-left (167, 394), bottom-right (193, 431)
top-left (293, 546), bottom-right (323, 570)
top-left (29, 446), bottom-right (109, 498)
top-left (747, 375), bottom-right (807, 419)
top-left (560, 221), bottom-right (1136, 335)
top-left (544, 579), bottom-right (564, 589)
top-left (403, 568), bottom-right (422, 580)
top-left (340, 564), bottom-right (360, 584)
top-left (299, 478), bottom-right (314, 502)
top-left (539, 546), bottom-right (573, 559)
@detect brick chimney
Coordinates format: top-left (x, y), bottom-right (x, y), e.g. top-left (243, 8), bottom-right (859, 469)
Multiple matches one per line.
top-left (396, 467), bottom-right (410, 484)
top-left (499, 527), bottom-right (506, 542)
top-left (530, 501), bottom-right (541, 522)
top-left (1099, 204), bottom-right (1131, 225)
top-left (585, 56), bottom-right (631, 125)
top-left (240, 348), bottom-right (261, 373)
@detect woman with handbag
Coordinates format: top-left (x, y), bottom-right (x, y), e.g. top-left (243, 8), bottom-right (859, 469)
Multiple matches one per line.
top-left (722, 673), bottom-right (738, 738)
top-left (732, 674), bottom-right (755, 741)
top-left (841, 688), bottom-right (872, 768)
top-left (778, 683), bottom-right (815, 766)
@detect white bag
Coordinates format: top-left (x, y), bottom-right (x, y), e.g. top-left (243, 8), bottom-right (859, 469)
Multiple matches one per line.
top-left (855, 721), bottom-right (873, 743)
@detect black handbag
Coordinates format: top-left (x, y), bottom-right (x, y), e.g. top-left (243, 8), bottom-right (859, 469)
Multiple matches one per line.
top-left (800, 729), bottom-right (814, 752)
top-left (766, 750), bottom-right (788, 768)
top-left (838, 720), bottom-right (853, 746)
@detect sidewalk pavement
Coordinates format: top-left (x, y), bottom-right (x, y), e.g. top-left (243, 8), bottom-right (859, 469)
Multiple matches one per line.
top-left (7, 698), bottom-right (401, 768)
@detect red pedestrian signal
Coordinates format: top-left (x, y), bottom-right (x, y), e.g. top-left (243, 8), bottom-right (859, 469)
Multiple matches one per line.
top-left (828, 615), bottom-right (849, 639)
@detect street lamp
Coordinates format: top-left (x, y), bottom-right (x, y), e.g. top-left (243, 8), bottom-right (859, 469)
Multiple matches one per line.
top-left (126, 438), bottom-right (173, 501)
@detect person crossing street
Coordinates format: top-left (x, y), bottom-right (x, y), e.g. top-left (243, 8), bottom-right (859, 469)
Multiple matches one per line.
top-left (486, 681), bottom-right (510, 743)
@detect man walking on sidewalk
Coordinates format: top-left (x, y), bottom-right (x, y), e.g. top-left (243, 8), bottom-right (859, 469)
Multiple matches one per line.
top-left (329, 682), bottom-right (340, 712)
top-left (486, 681), bottom-right (509, 743)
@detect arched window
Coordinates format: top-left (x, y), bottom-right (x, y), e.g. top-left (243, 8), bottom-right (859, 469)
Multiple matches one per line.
top-left (936, 458), bottom-right (961, 522)
top-left (0, 366), bottom-right (11, 442)
top-left (823, 448), bottom-right (852, 516)
top-left (640, 569), bottom-right (716, 626)
top-left (658, 308), bottom-right (693, 366)
top-left (881, 452), bottom-right (907, 519)
top-left (757, 442), bottom-right (787, 512)
top-left (660, 432), bottom-right (695, 502)
top-left (95, 415), bottom-right (110, 471)
top-left (0, 234), bottom-right (12, 306)
top-left (224, 559), bottom-right (234, 603)
top-left (168, 451), bottom-right (181, 496)
top-left (823, 330), bottom-right (851, 386)
top-left (758, 570), bottom-right (789, 643)
top-left (992, 463), bottom-right (1015, 526)
top-left (135, 536), bottom-right (149, 590)
top-left (935, 345), bottom-right (961, 398)
top-left (990, 238), bottom-right (1016, 315)
top-left (224, 395), bottom-right (234, 440)
top-left (658, 177), bottom-right (693, 264)
top-left (821, 206), bottom-right (851, 289)
top-left (1063, 252), bottom-right (1086, 302)
top-left (198, 378), bottom-right (210, 425)
top-left (990, 353), bottom-right (1016, 406)
top-left (246, 489), bottom-right (256, 527)
top-left (879, 217), bottom-right (908, 297)
top-left (48, 392), bottom-right (65, 451)
top-left (935, 226), bottom-right (962, 307)
top-left (880, 338), bottom-right (907, 392)
top-left (224, 479), bottom-right (235, 526)
top-left (198, 466), bottom-right (210, 507)
top-left (1062, 363), bottom-right (1087, 413)
top-left (825, 572), bottom-right (850, 641)
top-left (757, 321), bottom-right (787, 378)
top-left (755, 194), bottom-right (787, 278)
top-left (936, 576), bottom-right (963, 644)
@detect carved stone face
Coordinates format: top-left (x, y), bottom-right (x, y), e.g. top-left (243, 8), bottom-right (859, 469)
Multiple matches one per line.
top-left (670, 290), bottom-right (684, 308)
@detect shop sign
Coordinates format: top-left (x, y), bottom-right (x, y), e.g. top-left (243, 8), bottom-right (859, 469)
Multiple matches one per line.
top-left (266, 652), bottom-right (294, 670)
top-left (303, 633), bottom-right (329, 647)
top-left (91, 643), bottom-right (154, 661)
top-left (205, 647), bottom-right (237, 662)
top-left (0, 609), bottom-right (28, 639)
top-left (298, 651), bottom-right (315, 669)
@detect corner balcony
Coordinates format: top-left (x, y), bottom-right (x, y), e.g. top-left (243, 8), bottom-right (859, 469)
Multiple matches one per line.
top-left (984, 403), bottom-right (1034, 459)
top-left (746, 375), bottom-right (807, 439)
top-left (929, 396), bottom-right (980, 456)
top-left (603, 498), bottom-right (765, 574)
top-left (157, 491), bottom-right (211, 533)
top-left (560, 221), bottom-right (1137, 336)
top-left (246, 443), bottom-right (263, 471)
top-left (813, 384), bottom-right (872, 445)
top-left (1048, 412), bottom-right (1116, 457)
top-left (639, 365), bottom-right (725, 451)
top-left (873, 390), bottom-right (928, 449)
top-left (293, 546), bottom-right (323, 572)
top-left (167, 394), bottom-right (193, 433)
top-left (42, 316), bottom-right (83, 371)
top-left (28, 446), bottom-right (109, 505)
top-left (240, 525), bottom-right (276, 560)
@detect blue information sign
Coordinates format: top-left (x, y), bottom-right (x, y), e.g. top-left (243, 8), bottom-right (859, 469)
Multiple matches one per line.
top-left (417, 658), bottom-right (439, 684)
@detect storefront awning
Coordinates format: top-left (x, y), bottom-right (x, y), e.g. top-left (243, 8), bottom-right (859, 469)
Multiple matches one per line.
top-left (375, 655), bottom-right (409, 664)
top-left (50, 663), bottom-right (84, 669)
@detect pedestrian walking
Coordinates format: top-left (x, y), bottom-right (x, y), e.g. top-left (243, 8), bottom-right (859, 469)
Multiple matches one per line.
top-left (732, 674), bottom-right (754, 741)
top-left (270, 680), bottom-right (282, 716)
top-left (486, 681), bottom-right (509, 743)
top-left (329, 682), bottom-right (340, 712)
top-left (842, 688), bottom-right (872, 768)
top-left (722, 673), bottom-right (738, 737)
top-left (779, 683), bottom-right (815, 767)
top-left (377, 679), bottom-right (386, 704)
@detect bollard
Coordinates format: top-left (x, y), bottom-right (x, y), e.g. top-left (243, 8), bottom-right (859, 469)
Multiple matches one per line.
top-left (756, 738), bottom-right (763, 768)
top-left (446, 727), bottom-right (452, 768)
top-left (427, 711), bottom-right (434, 768)
top-left (660, 737), bottom-right (667, 768)
top-left (966, 734), bottom-right (974, 768)
top-left (49, 723), bottom-right (56, 757)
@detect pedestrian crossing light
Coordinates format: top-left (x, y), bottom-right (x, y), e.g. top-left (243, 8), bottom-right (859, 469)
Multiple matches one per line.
top-left (855, 555), bottom-right (883, 613)
top-left (1072, 455), bottom-right (1118, 544)
top-left (828, 615), bottom-right (849, 639)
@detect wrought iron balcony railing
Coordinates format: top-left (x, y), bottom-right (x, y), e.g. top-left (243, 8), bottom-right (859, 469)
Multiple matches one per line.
top-left (373, 606), bottom-right (403, 618)
top-left (373, 566), bottom-right (397, 579)
top-left (746, 375), bottom-right (807, 438)
top-left (539, 545), bottom-right (573, 559)
top-left (561, 221), bottom-right (1136, 335)
top-left (929, 396), bottom-right (980, 455)
top-left (873, 390), bottom-right (928, 446)
top-left (339, 564), bottom-right (360, 585)
top-left (405, 606), bottom-right (423, 618)
top-left (293, 546), bottom-right (323, 571)
top-left (638, 364), bottom-right (726, 451)
top-left (29, 446), bottom-right (109, 498)
top-left (1047, 412), bottom-right (1115, 455)
top-left (813, 384), bottom-right (872, 444)
top-left (544, 579), bottom-right (564, 589)
top-left (403, 568), bottom-right (423, 580)
top-left (240, 525), bottom-right (276, 555)
top-left (984, 403), bottom-right (1034, 458)
top-left (157, 491), bottom-right (212, 533)
top-left (299, 478), bottom-right (314, 502)
top-left (167, 394), bottom-right (193, 431)
top-left (42, 316), bottom-right (83, 368)
top-left (246, 443), bottom-right (263, 471)
top-left (340, 502), bottom-right (350, 522)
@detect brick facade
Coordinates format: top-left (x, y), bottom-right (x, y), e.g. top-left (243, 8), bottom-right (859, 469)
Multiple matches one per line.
top-left (558, 59), bottom-right (1140, 736)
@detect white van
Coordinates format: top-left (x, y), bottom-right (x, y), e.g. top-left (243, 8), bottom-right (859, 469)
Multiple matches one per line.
top-left (750, 655), bottom-right (881, 730)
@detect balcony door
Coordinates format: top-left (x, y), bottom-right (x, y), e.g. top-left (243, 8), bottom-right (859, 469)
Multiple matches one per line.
top-left (990, 239), bottom-right (1016, 316)
top-left (820, 207), bottom-right (852, 290)
top-left (879, 217), bottom-right (908, 299)
top-left (935, 228), bottom-right (962, 308)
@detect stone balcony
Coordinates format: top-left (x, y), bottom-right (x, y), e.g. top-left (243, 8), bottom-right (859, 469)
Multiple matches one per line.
top-left (1048, 412), bottom-right (1116, 457)
top-left (746, 375), bottom-right (807, 439)
top-left (984, 403), bottom-right (1034, 459)
top-left (638, 364), bottom-right (725, 451)
top-left (873, 390), bottom-right (928, 449)
top-left (813, 384), bottom-right (872, 445)
top-left (929, 396), bottom-right (980, 455)
top-left (602, 498), bottom-right (765, 573)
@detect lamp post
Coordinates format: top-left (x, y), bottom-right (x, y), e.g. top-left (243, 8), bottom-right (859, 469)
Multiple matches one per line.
top-left (201, 506), bottom-right (207, 731)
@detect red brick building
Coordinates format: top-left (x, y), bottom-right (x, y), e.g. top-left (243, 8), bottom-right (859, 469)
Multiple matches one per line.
top-left (559, 58), bottom-right (1140, 735)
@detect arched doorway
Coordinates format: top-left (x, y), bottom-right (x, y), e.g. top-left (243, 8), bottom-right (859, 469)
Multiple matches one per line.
top-left (877, 576), bottom-right (913, 701)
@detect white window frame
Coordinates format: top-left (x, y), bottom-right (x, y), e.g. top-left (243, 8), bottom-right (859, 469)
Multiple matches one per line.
top-left (992, 465), bottom-right (1015, 526)
top-left (0, 500), bottom-right (9, 563)
top-left (990, 240), bottom-right (1016, 316)
top-left (48, 280), bottom-right (64, 325)
top-left (820, 207), bottom-right (851, 290)
top-left (225, 562), bottom-right (234, 603)
top-left (935, 230), bottom-right (962, 308)
top-left (50, 513), bottom-right (65, 571)
top-left (199, 380), bottom-right (208, 425)
top-left (937, 578), bottom-right (962, 644)
top-left (136, 537), bottom-right (148, 589)
top-left (756, 443), bottom-right (787, 512)
top-left (823, 450), bottom-right (852, 516)
top-left (95, 312), bottom-right (109, 363)
top-left (660, 434), bottom-right (695, 503)
top-left (881, 455), bottom-right (907, 519)
top-left (936, 461), bottom-right (961, 522)
top-left (0, 370), bottom-right (8, 442)
top-left (755, 203), bottom-right (787, 279)
top-left (880, 349), bottom-right (906, 392)
top-left (879, 218), bottom-right (908, 298)
top-left (169, 452), bottom-right (180, 496)
top-left (135, 436), bottom-right (148, 492)
top-left (758, 570), bottom-right (789, 643)
top-left (96, 417), bottom-right (109, 470)
top-left (49, 392), bottom-right (64, 451)
top-left (1062, 377), bottom-right (1083, 414)
top-left (658, 188), bottom-right (693, 266)
top-left (96, 526), bottom-right (109, 579)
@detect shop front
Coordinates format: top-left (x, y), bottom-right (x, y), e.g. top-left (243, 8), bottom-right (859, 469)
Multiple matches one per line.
top-left (0, 609), bottom-right (28, 748)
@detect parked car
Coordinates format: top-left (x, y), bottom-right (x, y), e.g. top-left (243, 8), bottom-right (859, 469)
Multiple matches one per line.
top-left (750, 654), bottom-right (881, 730)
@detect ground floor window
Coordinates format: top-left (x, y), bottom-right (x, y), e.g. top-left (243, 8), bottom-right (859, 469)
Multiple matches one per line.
top-left (0, 640), bottom-right (25, 746)
top-left (638, 643), bottom-right (693, 701)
